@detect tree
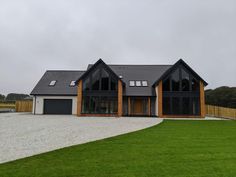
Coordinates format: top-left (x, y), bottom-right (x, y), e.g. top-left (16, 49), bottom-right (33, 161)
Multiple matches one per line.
top-left (205, 86), bottom-right (236, 108)
top-left (5, 93), bottom-right (30, 101)
top-left (0, 94), bottom-right (5, 100)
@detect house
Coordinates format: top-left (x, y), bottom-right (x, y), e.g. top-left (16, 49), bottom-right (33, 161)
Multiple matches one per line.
top-left (30, 58), bottom-right (208, 118)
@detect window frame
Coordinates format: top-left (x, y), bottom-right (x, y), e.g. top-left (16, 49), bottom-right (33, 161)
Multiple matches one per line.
top-left (162, 64), bottom-right (201, 116)
top-left (49, 80), bottom-right (57, 86)
top-left (69, 80), bottom-right (76, 87)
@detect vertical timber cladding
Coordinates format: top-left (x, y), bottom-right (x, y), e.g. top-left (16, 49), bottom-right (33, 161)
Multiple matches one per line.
top-left (128, 97), bottom-right (131, 116)
top-left (148, 97), bottom-right (151, 116)
top-left (157, 81), bottom-right (163, 117)
top-left (77, 80), bottom-right (82, 116)
top-left (118, 80), bottom-right (123, 117)
top-left (200, 80), bottom-right (206, 118)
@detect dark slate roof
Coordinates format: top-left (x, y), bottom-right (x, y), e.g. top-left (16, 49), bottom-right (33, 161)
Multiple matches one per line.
top-left (88, 64), bottom-right (172, 96)
top-left (30, 70), bottom-right (85, 95)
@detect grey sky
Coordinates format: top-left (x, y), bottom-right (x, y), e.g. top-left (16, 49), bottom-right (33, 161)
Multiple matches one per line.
top-left (0, 0), bottom-right (236, 95)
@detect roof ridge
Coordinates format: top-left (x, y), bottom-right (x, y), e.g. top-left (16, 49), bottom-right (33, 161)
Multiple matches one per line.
top-left (108, 64), bottom-right (173, 66)
top-left (88, 64), bottom-right (173, 66)
top-left (46, 70), bottom-right (86, 72)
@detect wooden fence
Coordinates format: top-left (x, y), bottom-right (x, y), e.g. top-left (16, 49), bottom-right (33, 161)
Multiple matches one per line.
top-left (15, 101), bottom-right (33, 112)
top-left (205, 105), bottom-right (236, 119)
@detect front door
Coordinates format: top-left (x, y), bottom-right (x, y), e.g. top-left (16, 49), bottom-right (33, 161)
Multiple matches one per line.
top-left (133, 99), bottom-right (143, 115)
top-left (130, 97), bottom-right (148, 116)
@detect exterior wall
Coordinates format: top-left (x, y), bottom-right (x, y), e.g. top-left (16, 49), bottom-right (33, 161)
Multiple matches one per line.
top-left (118, 80), bottom-right (123, 117)
top-left (77, 80), bottom-right (82, 116)
top-left (155, 85), bottom-right (159, 116)
top-left (151, 97), bottom-right (156, 116)
top-left (32, 96), bottom-right (77, 115)
top-left (200, 80), bottom-right (206, 117)
top-left (122, 97), bottom-right (128, 116)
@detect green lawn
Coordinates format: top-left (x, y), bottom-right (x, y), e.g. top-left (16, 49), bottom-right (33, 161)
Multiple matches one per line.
top-left (1, 120), bottom-right (236, 177)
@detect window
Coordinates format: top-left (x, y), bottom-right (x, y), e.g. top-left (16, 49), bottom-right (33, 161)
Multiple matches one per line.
top-left (142, 81), bottom-right (148, 86)
top-left (83, 78), bottom-right (90, 91)
top-left (163, 78), bottom-right (170, 91)
top-left (162, 65), bottom-right (201, 116)
top-left (172, 97), bottom-right (180, 115)
top-left (91, 69), bottom-right (100, 90)
top-left (181, 69), bottom-right (190, 91)
top-left (49, 80), bottom-right (56, 86)
top-left (182, 97), bottom-right (190, 114)
top-left (136, 81), bottom-right (141, 87)
top-left (82, 96), bottom-right (118, 114)
top-left (129, 81), bottom-right (135, 87)
top-left (163, 97), bottom-right (171, 115)
top-left (130, 80), bottom-right (148, 87)
top-left (191, 78), bottom-right (199, 91)
top-left (82, 66), bottom-right (118, 114)
top-left (101, 69), bottom-right (109, 90)
top-left (70, 81), bottom-right (76, 87)
top-left (111, 77), bottom-right (118, 90)
top-left (172, 69), bottom-right (180, 91)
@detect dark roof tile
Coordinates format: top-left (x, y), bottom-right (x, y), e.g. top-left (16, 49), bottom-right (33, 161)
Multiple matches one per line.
top-left (30, 70), bottom-right (85, 95)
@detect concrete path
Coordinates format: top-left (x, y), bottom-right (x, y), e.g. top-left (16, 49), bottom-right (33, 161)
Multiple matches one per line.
top-left (0, 113), bottom-right (162, 164)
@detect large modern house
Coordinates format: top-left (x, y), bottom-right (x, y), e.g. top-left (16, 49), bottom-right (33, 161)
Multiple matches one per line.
top-left (31, 59), bottom-right (207, 118)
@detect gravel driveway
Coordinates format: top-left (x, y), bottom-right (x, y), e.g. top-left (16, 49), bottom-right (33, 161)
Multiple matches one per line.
top-left (0, 113), bottom-right (162, 163)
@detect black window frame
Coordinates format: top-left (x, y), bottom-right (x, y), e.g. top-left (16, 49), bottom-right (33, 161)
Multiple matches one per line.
top-left (82, 64), bottom-right (119, 114)
top-left (162, 65), bottom-right (201, 116)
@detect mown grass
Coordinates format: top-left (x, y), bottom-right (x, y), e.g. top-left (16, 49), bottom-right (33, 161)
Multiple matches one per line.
top-left (1, 120), bottom-right (236, 177)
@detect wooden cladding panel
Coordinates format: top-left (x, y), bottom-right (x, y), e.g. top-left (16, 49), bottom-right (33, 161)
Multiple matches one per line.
top-left (77, 80), bottom-right (82, 116)
top-left (148, 97), bottom-right (151, 116)
top-left (128, 97), bottom-right (131, 116)
top-left (118, 80), bottom-right (123, 117)
top-left (158, 81), bottom-right (163, 117)
top-left (200, 80), bottom-right (206, 118)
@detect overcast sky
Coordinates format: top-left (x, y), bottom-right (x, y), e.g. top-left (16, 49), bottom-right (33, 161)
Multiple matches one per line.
top-left (0, 0), bottom-right (236, 95)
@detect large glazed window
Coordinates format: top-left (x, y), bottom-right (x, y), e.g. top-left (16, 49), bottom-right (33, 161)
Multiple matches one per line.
top-left (82, 66), bottom-right (118, 114)
top-left (172, 69), bottom-right (180, 91)
top-left (82, 96), bottom-right (118, 114)
top-left (101, 69), bottom-right (109, 90)
top-left (163, 77), bottom-right (170, 91)
top-left (181, 68), bottom-right (190, 91)
top-left (91, 69), bottom-right (100, 90)
top-left (162, 65), bottom-right (200, 115)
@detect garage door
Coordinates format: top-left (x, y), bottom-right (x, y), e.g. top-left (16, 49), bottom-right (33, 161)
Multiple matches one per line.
top-left (43, 99), bottom-right (72, 114)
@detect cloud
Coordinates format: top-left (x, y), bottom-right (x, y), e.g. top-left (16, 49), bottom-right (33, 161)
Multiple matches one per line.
top-left (0, 0), bottom-right (236, 95)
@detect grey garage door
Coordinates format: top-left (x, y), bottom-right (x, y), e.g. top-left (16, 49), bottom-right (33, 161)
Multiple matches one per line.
top-left (43, 99), bottom-right (72, 114)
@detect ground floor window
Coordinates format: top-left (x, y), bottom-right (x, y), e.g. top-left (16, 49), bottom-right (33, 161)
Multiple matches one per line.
top-left (163, 96), bottom-right (200, 115)
top-left (82, 96), bottom-right (118, 114)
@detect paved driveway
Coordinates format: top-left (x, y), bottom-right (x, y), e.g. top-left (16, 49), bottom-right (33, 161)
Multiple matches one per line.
top-left (0, 113), bottom-right (162, 163)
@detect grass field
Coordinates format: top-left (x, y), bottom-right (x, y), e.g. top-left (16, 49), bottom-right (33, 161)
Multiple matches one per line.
top-left (1, 120), bottom-right (236, 177)
top-left (0, 103), bottom-right (15, 109)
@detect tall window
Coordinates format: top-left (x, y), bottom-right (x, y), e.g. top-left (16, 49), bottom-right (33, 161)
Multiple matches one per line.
top-left (82, 67), bottom-right (118, 114)
top-left (162, 66), bottom-right (200, 115)
top-left (172, 69), bottom-right (180, 91)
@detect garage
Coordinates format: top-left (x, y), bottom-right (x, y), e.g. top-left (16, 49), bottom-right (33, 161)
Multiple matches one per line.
top-left (43, 99), bottom-right (72, 114)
